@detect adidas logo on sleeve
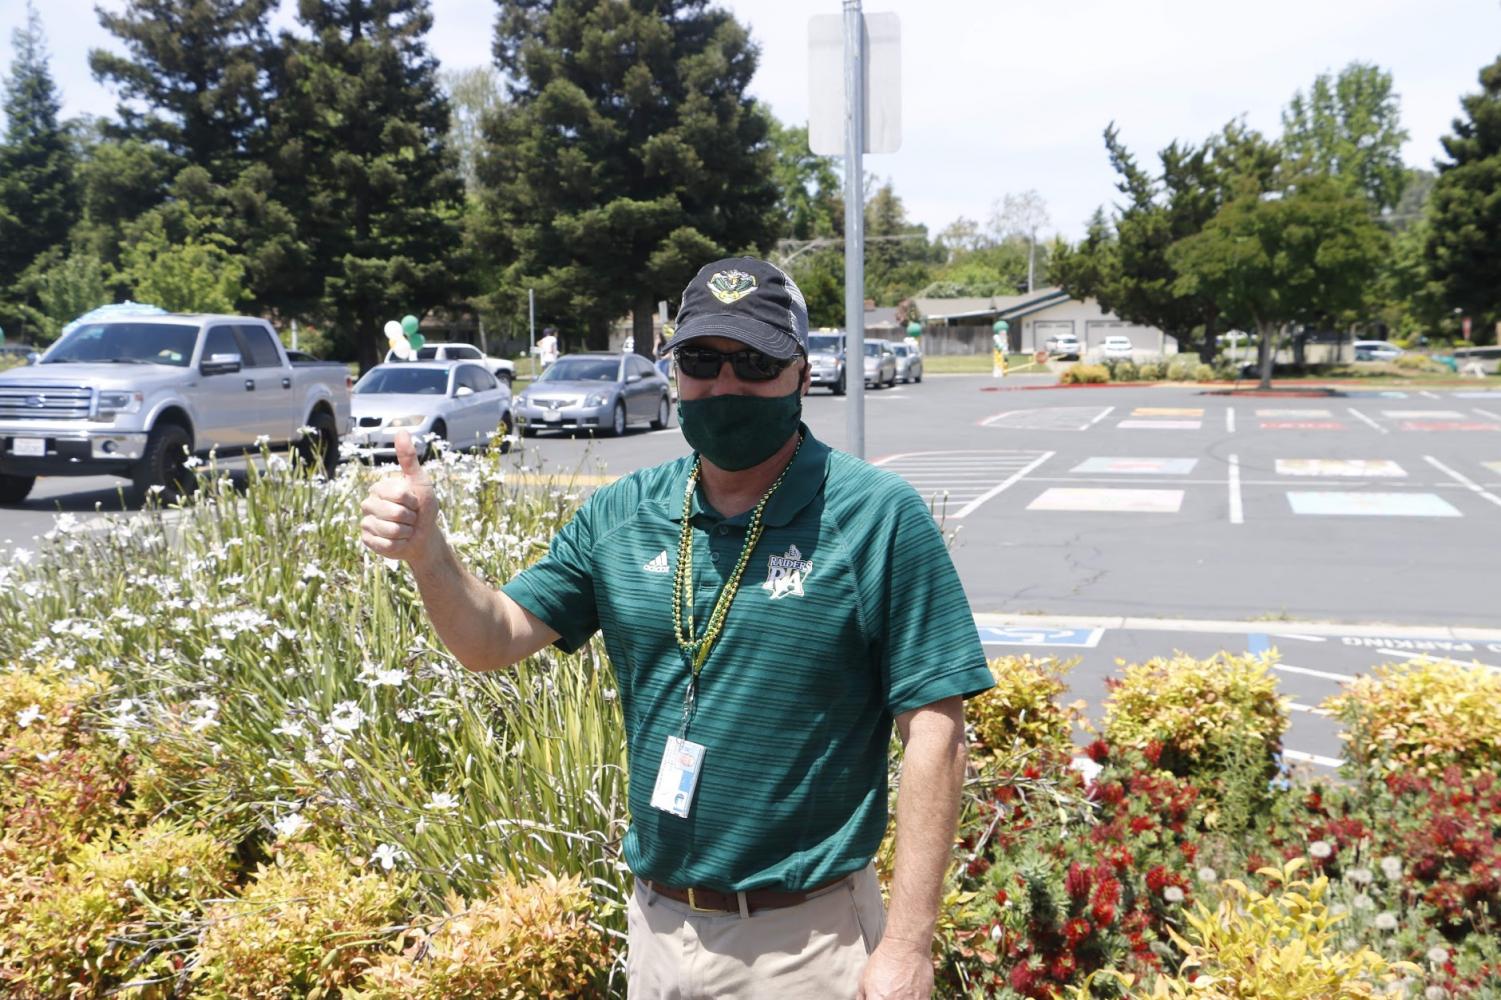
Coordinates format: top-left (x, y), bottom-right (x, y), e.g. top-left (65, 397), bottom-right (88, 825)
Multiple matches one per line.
top-left (642, 551), bottom-right (670, 574)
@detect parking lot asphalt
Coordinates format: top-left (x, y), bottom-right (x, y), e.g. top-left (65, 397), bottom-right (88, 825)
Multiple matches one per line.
top-left (7, 373), bottom-right (1498, 773)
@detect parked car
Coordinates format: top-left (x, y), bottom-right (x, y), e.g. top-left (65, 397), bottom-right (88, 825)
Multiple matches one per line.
top-left (0, 314), bottom-right (352, 503)
top-left (1353, 340), bottom-right (1404, 362)
top-left (891, 342), bottom-right (923, 383)
top-left (863, 340), bottom-right (897, 388)
top-left (514, 352), bottom-right (671, 437)
top-left (384, 341), bottom-right (515, 385)
top-left (1102, 335), bottom-right (1134, 359)
top-left (1044, 332), bottom-right (1081, 359)
top-left (351, 361), bottom-right (513, 460)
top-left (808, 331), bottom-right (847, 395)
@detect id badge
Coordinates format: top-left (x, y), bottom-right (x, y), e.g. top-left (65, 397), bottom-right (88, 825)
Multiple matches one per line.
top-left (650, 736), bottom-right (706, 818)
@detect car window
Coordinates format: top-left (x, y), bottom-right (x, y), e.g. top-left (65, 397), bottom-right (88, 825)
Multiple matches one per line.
top-left (204, 326), bottom-right (241, 361)
top-left (809, 334), bottom-right (843, 354)
top-left (540, 358), bottom-right (620, 382)
top-left (473, 366), bottom-right (498, 390)
top-left (415, 347), bottom-right (439, 360)
top-left (355, 368), bottom-right (449, 394)
top-left (892, 345), bottom-right (908, 357)
top-left (628, 355), bottom-right (656, 378)
top-left (236, 324), bottom-right (283, 368)
top-left (450, 346), bottom-right (480, 360)
top-left (43, 322), bottom-right (198, 366)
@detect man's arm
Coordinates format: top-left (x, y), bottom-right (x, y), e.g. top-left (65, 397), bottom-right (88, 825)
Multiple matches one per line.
top-left (360, 431), bottom-right (561, 672)
top-left (858, 695), bottom-right (967, 1000)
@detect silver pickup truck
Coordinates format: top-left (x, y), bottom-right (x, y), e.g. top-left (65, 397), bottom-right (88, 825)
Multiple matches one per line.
top-left (0, 314), bottom-right (352, 503)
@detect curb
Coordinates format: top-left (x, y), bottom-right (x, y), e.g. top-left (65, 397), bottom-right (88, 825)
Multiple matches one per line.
top-left (971, 612), bottom-right (1501, 643)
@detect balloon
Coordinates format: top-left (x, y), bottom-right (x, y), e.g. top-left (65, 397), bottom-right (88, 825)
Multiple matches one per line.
top-left (401, 315), bottom-right (420, 337)
top-left (383, 320), bottom-right (403, 339)
top-left (408, 332), bottom-right (426, 351)
top-left (386, 331), bottom-right (412, 360)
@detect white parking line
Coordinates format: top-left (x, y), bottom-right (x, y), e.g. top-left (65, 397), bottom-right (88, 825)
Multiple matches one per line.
top-left (1420, 390), bottom-right (1440, 399)
top-left (1347, 408), bottom-right (1387, 433)
top-left (1283, 749), bottom-right (1344, 769)
top-left (1226, 406), bottom-right (1235, 434)
top-left (1273, 661), bottom-right (1356, 682)
top-left (1084, 406), bottom-right (1116, 428)
top-left (1475, 408), bottom-right (1501, 421)
top-left (1287, 701), bottom-right (1333, 716)
top-left (1228, 453), bottom-right (1243, 524)
top-left (1424, 455), bottom-right (1501, 509)
top-left (954, 451), bottom-right (1055, 519)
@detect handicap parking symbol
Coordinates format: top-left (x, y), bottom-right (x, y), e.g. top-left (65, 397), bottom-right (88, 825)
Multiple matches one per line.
top-left (977, 626), bottom-right (1104, 648)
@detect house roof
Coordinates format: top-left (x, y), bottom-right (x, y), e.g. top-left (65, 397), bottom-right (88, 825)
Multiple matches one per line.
top-left (915, 287), bottom-right (1071, 323)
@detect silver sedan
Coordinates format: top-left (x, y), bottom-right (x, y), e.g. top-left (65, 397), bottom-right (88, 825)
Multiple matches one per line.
top-left (514, 352), bottom-right (672, 437)
top-left (350, 361), bottom-right (514, 460)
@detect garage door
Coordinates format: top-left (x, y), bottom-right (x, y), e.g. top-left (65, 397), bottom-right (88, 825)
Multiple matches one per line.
top-left (1085, 320), bottom-right (1159, 352)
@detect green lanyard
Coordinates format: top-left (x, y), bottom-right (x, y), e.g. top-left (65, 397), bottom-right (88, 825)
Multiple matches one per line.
top-left (671, 437), bottom-right (802, 731)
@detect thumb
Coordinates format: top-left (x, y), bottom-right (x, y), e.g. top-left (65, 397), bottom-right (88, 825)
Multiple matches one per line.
top-left (394, 431), bottom-right (425, 481)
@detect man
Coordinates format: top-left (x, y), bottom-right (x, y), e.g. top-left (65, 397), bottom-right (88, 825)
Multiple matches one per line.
top-left (536, 326), bottom-right (559, 369)
top-left (359, 257), bottom-right (993, 999)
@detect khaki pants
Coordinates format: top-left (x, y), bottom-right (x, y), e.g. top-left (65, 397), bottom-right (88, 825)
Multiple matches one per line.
top-left (626, 864), bottom-right (886, 999)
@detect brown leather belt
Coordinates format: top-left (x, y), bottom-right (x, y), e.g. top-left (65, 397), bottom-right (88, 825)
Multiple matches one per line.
top-left (647, 874), bottom-right (846, 914)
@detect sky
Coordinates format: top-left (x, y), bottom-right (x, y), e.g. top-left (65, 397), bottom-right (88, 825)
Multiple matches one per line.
top-left (3, 0), bottom-right (1499, 240)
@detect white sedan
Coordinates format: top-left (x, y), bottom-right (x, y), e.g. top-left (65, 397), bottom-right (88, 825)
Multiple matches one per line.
top-left (1102, 335), bottom-right (1134, 359)
top-left (351, 361), bottom-right (514, 460)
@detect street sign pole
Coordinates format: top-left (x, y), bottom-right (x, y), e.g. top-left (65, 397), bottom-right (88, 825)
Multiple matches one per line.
top-left (528, 288), bottom-right (536, 373)
top-left (843, 0), bottom-right (866, 459)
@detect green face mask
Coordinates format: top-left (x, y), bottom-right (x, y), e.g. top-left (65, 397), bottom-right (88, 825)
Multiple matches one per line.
top-left (677, 386), bottom-right (803, 471)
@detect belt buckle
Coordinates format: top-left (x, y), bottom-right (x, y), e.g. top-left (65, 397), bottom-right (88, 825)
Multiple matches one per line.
top-left (686, 887), bottom-right (718, 913)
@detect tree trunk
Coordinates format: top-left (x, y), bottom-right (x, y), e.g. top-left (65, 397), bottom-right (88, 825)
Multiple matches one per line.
top-left (1255, 319), bottom-right (1277, 389)
top-left (633, 293), bottom-right (656, 360)
top-left (1198, 309), bottom-right (1220, 364)
top-left (585, 315), bottom-right (609, 351)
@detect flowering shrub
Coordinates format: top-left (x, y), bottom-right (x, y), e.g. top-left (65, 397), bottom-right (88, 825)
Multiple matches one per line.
top-left (193, 844), bottom-right (409, 999)
top-left (1324, 658), bottom-right (1501, 780)
top-left (2, 820), bottom-right (235, 998)
top-left (1060, 363), bottom-right (1110, 384)
top-left (1144, 859), bottom-right (1417, 997)
top-left (352, 872), bottom-right (612, 998)
top-left (1101, 651), bottom-right (1286, 781)
top-left (968, 655), bottom-right (1083, 762)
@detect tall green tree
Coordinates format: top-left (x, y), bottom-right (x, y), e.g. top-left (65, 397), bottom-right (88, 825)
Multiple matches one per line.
top-left (475, 0), bottom-right (781, 354)
top-left (1282, 62), bottom-right (1409, 214)
top-left (1170, 173), bottom-right (1387, 387)
top-left (1426, 55), bottom-right (1501, 345)
top-left (443, 65), bottom-right (503, 195)
top-left (89, 0), bottom-right (275, 185)
top-left (273, 0), bottom-right (467, 370)
top-left (863, 180), bottom-right (936, 307)
top-left (0, 1), bottom-right (79, 340)
top-left (766, 115), bottom-right (841, 242)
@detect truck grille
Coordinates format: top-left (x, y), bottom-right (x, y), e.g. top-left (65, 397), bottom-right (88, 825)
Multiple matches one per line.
top-left (0, 383), bottom-right (92, 420)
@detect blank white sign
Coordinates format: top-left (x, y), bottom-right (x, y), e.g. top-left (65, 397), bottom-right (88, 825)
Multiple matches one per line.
top-left (808, 12), bottom-right (902, 155)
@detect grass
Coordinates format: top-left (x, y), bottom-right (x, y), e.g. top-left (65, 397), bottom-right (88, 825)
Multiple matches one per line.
top-left (921, 353), bottom-right (1042, 375)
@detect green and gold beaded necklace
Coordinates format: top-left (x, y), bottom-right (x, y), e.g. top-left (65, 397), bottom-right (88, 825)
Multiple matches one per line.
top-left (671, 435), bottom-right (802, 729)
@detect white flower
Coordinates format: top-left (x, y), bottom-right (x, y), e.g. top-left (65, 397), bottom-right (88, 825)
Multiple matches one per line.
top-left (1197, 867), bottom-right (1218, 884)
top-left (254, 434), bottom-right (271, 447)
top-left (426, 792), bottom-right (459, 811)
top-left (1380, 855), bottom-right (1403, 880)
top-left (1425, 988), bottom-right (1448, 1000)
top-left (329, 701), bottom-right (364, 734)
top-left (201, 645), bottom-right (226, 663)
top-left (16, 703), bottom-right (43, 728)
top-left (273, 813), bottom-right (309, 840)
top-left (1163, 886), bottom-right (1185, 903)
top-left (989, 924), bottom-right (1002, 943)
top-left (1352, 893), bottom-right (1375, 911)
top-left (1374, 911), bottom-right (1399, 931)
top-left (414, 818), bottom-right (428, 836)
top-left (603, 688), bottom-right (618, 702)
top-left (1068, 755), bottom-right (1103, 784)
top-left (1309, 840), bottom-right (1333, 859)
top-left (1347, 867), bottom-right (1373, 886)
top-left (369, 844), bottom-right (406, 871)
top-left (1426, 946), bottom-right (1449, 965)
top-left (272, 718), bottom-right (307, 739)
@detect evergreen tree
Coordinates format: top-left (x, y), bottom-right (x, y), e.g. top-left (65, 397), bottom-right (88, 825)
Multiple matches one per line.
top-left (89, 0), bottom-right (275, 185)
top-left (0, 1), bottom-right (78, 340)
top-left (274, 0), bottom-right (467, 370)
top-left (475, 0), bottom-right (781, 353)
top-left (1426, 55), bottom-right (1501, 345)
top-left (863, 181), bottom-right (936, 307)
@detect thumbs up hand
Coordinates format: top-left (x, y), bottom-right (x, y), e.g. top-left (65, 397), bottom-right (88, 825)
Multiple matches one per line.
top-left (360, 431), bottom-right (441, 566)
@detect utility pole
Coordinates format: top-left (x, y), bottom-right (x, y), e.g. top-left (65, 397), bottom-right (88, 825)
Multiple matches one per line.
top-left (843, 0), bottom-right (866, 459)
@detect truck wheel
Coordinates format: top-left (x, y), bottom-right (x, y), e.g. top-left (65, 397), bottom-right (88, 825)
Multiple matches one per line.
top-left (651, 395), bottom-right (669, 430)
top-left (833, 371), bottom-right (846, 395)
top-left (133, 423), bottom-right (196, 504)
top-left (295, 411), bottom-right (340, 478)
top-left (0, 473), bottom-right (35, 505)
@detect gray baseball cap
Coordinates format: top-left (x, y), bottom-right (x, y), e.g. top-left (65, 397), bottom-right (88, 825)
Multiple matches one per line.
top-left (659, 257), bottom-right (809, 360)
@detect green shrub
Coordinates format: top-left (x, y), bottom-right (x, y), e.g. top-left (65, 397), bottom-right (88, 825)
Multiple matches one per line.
top-left (967, 655), bottom-right (1082, 763)
top-left (1194, 363), bottom-right (1217, 382)
top-left (1136, 361), bottom-right (1164, 380)
top-left (4, 821), bottom-right (235, 998)
top-left (193, 844), bottom-right (409, 1000)
top-left (352, 873), bottom-right (612, 999)
top-left (1060, 363), bottom-right (1109, 384)
top-left (1323, 658), bottom-right (1501, 780)
top-left (1102, 652), bottom-right (1287, 781)
top-left (1106, 358), bottom-right (1140, 381)
top-left (1165, 356), bottom-right (1199, 381)
top-left (1393, 353), bottom-right (1445, 373)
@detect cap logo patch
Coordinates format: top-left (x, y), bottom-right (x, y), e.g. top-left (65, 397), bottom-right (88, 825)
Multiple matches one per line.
top-left (706, 270), bottom-right (757, 304)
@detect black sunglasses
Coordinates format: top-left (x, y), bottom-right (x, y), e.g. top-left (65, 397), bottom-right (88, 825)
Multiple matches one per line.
top-left (673, 345), bottom-right (798, 382)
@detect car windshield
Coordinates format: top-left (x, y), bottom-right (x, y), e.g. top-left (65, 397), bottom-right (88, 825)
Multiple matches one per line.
top-left (892, 345), bottom-right (909, 356)
top-left (43, 322), bottom-right (199, 367)
top-left (864, 343), bottom-right (885, 357)
top-left (809, 335), bottom-right (843, 354)
top-left (355, 368), bottom-right (449, 394)
top-left (539, 358), bottom-right (619, 382)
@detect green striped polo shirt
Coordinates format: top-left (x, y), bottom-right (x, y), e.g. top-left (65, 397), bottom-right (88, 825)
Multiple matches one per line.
top-left (502, 427), bottom-right (993, 892)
